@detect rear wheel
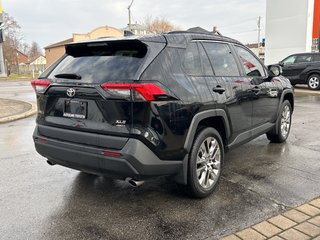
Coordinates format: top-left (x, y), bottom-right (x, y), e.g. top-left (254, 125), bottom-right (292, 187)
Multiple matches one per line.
top-left (266, 100), bottom-right (292, 143)
top-left (187, 127), bottom-right (224, 198)
top-left (307, 74), bottom-right (320, 90)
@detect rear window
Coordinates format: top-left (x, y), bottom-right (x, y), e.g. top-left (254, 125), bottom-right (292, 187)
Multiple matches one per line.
top-left (47, 40), bottom-right (148, 83)
top-left (313, 54), bottom-right (320, 62)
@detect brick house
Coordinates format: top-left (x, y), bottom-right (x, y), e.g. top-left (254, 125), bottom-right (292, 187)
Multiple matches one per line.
top-left (44, 26), bottom-right (123, 66)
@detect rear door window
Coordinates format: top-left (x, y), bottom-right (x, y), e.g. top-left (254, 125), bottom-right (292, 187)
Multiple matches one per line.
top-left (202, 42), bottom-right (240, 77)
top-left (182, 43), bottom-right (203, 76)
top-left (182, 42), bottom-right (213, 76)
top-left (47, 40), bottom-right (148, 83)
top-left (198, 43), bottom-right (214, 76)
top-left (295, 54), bottom-right (312, 63)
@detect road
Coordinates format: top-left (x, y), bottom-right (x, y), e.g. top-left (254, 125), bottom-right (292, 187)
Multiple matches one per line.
top-left (0, 81), bottom-right (320, 240)
top-left (0, 80), bottom-right (35, 102)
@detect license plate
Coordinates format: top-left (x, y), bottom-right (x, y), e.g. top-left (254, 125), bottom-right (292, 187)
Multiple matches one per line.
top-left (63, 100), bottom-right (87, 119)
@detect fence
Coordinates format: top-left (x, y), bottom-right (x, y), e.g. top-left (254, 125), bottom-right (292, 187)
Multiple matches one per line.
top-left (8, 64), bottom-right (46, 76)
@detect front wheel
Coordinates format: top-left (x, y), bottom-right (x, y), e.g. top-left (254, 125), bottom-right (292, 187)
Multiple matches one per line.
top-left (266, 100), bottom-right (292, 143)
top-left (187, 127), bottom-right (224, 198)
top-left (307, 74), bottom-right (320, 90)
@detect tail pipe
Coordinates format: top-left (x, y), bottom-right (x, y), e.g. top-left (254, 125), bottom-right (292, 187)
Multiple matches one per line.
top-left (47, 160), bottom-right (56, 166)
top-left (126, 178), bottom-right (144, 187)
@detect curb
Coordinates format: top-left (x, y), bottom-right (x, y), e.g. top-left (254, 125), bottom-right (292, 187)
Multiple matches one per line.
top-left (294, 88), bottom-right (320, 95)
top-left (0, 100), bottom-right (37, 124)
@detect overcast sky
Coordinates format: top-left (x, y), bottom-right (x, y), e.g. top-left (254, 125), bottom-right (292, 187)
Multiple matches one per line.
top-left (4, 0), bottom-right (266, 49)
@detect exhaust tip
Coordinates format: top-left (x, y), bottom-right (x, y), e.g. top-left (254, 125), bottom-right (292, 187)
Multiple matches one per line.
top-left (47, 160), bottom-right (56, 166)
top-left (127, 178), bottom-right (144, 187)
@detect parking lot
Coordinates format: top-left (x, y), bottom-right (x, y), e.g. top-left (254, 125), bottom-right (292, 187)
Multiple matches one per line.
top-left (0, 82), bottom-right (320, 240)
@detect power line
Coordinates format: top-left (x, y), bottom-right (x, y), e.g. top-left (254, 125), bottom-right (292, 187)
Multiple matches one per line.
top-left (219, 17), bottom-right (257, 29)
top-left (223, 29), bottom-right (257, 35)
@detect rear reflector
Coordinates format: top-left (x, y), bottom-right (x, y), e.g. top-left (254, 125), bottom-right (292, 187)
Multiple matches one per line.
top-left (34, 137), bottom-right (48, 143)
top-left (31, 79), bottom-right (51, 93)
top-left (101, 83), bottom-right (165, 101)
top-left (101, 151), bottom-right (122, 157)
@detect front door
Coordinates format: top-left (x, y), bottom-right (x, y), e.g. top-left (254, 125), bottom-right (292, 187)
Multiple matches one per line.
top-left (233, 45), bottom-right (279, 127)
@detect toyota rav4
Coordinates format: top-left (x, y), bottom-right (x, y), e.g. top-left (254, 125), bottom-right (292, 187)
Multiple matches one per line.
top-left (32, 32), bottom-right (294, 198)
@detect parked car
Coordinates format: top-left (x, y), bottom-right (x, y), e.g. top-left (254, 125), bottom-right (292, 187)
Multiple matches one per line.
top-left (31, 32), bottom-right (294, 198)
top-left (279, 52), bottom-right (320, 90)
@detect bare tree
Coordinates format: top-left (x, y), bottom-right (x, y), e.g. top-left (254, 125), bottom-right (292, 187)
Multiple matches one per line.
top-left (21, 42), bottom-right (31, 56)
top-left (28, 41), bottom-right (43, 59)
top-left (143, 16), bottom-right (178, 34)
top-left (2, 12), bottom-right (23, 66)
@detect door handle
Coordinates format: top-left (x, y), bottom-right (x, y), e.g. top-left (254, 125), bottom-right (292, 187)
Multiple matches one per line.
top-left (212, 86), bottom-right (226, 94)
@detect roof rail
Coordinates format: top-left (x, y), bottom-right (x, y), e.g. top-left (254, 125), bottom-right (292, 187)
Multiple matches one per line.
top-left (167, 31), bottom-right (222, 36)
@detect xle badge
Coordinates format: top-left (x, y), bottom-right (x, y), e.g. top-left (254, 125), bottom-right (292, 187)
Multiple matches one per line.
top-left (115, 120), bottom-right (126, 126)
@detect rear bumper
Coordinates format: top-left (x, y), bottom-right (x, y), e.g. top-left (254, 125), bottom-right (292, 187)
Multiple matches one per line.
top-left (33, 126), bottom-right (183, 179)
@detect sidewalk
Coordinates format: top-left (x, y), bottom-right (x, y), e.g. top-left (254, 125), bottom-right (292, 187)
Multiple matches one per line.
top-left (0, 98), bottom-right (37, 123)
top-left (222, 198), bottom-right (320, 240)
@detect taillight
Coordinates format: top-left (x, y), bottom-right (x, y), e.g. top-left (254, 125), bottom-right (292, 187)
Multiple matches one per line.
top-left (101, 83), bottom-right (165, 101)
top-left (31, 79), bottom-right (51, 93)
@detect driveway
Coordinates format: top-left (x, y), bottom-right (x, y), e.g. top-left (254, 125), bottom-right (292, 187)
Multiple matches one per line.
top-left (0, 82), bottom-right (319, 240)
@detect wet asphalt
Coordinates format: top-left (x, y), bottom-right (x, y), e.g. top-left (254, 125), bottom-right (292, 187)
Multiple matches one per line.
top-left (0, 82), bottom-right (320, 240)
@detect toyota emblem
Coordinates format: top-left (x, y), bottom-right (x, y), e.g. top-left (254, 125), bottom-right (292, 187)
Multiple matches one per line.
top-left (66, 88), bottom-right (76, 97)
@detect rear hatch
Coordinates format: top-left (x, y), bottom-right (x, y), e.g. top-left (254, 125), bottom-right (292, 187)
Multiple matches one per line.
top-left (33, 38), bottom-right (167, 146)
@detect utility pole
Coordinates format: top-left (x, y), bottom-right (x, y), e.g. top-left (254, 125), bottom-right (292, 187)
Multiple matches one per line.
top-left (128, 0), bottom-right (134, 32)
top-left (257, 16), bottom-right (262, 57)
top-left (257, 16), bottom-right (261, 48)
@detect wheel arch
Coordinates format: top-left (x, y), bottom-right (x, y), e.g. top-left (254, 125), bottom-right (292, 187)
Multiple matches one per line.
top-left (272, 89), bottom-right (294, 135)
top-left (304, 71), bottom-right (320, 82)
top-left (174, 110), bottom-right (230, 185)
top-left (283, 91), bottom-right (294, 111)
top-left (307, 71), bottom-right (320, 79)
top-left (184, 110), bottom-right (230, 153)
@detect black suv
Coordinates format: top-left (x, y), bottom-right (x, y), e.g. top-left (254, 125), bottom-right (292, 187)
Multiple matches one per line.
top-left (32, 32), bottom-right (294, 198)
top-left (279, 52), bottom-right (320, 90)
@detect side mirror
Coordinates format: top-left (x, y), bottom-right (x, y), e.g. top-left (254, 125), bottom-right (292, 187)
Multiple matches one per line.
top-left (268, 65), bottom-right (282, 77)
top-left (278, 61), bottom-right (284, 67)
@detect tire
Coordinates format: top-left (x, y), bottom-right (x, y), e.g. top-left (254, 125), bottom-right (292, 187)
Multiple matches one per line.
top-left (187, 127), bottom-right (224, 198)
top-left (266, 100), bottom-right (292, 143)
top-left (307, 74), bottom-right (320, 90)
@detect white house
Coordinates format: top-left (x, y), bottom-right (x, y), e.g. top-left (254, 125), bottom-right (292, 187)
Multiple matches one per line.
top-left (29, 55), bottom-right (46, 66)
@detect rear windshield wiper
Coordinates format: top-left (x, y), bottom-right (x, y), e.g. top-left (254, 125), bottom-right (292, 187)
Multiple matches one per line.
top-left (54, 73), bottom-right (82, 80)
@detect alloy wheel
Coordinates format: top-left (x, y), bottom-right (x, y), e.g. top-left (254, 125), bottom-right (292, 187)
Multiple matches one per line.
top-left (196, 137), bottom-right (221, 189)
top-left (309, 76), bottom-right (320, 89)
top-left (280, 105), bottom-right (291, 138)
